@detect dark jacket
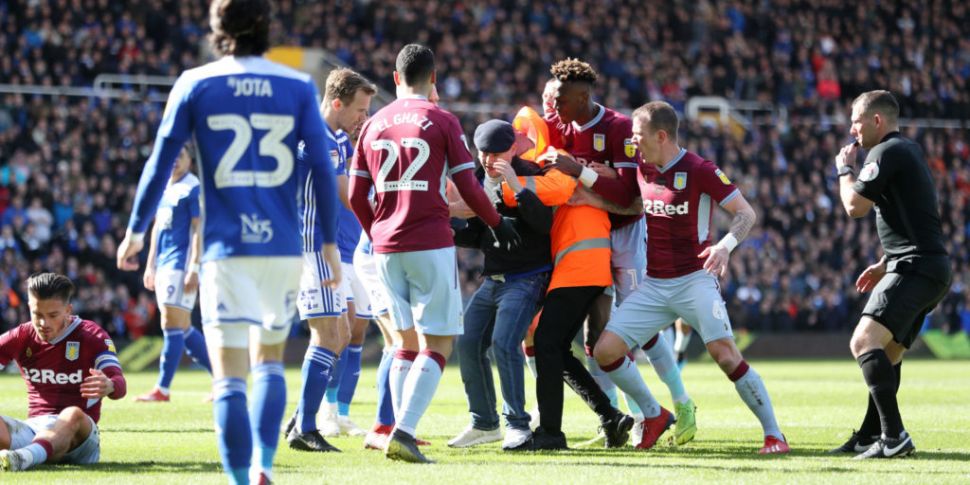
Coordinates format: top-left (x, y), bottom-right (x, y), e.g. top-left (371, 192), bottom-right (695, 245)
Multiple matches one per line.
top-left (454, 157), bottom-right (552, 277)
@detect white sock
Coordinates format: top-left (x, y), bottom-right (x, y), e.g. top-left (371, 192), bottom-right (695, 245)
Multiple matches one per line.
top-left (389, 349), bottom-right (416, 419)
top-left (604, 356), bottom-right (661, 418)
top-left (674, 329), bottom-right (692, 354)
top-left (643, 337), bottom-right (689, 403)
top-left (396, 351), bottom-right (445, 436)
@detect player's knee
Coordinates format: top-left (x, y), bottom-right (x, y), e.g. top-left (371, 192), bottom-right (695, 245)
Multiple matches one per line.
top-left (593, 334), bottom-right (626, 367)
top-left (849, 333), bottom-right (873, 358)
top-left (59, 407), bottom-right (87, 428)
top-left (0, 417), bottom-right (12, 449)
top-left (706, 339), bottom-right (741, 372)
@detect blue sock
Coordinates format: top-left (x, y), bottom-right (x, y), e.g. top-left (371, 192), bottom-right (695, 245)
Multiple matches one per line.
top-left (250, 362), bottom-right (286, 480)
top-left (298, 346), bottom-right (336, 433)
top-left (337, 344), bottom-right (363, 416)
top-left (326, 348), bottom-right (347, 406)
top-left (158, 329), bottom-right (185, 391)
top-left (213, 377), bottom-right (250, 485)
top-left (183, 327), bottom-right (212, 374)
top-left (375, 347), bottom-right (395, 426)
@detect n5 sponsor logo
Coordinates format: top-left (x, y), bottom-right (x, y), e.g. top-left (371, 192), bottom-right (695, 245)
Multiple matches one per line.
top-left (22, 368), bottom-right (83, 385)
top-left (644, 200), bottom-right (689, 216)
top-left (241, 213), bottom-right (274, 243)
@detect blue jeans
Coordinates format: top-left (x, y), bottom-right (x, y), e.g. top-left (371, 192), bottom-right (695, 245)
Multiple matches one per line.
top-left (457, 271), bottom-right (549, 431)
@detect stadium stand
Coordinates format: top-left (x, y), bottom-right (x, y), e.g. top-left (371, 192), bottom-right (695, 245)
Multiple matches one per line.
top-left (1, 0), bottom-right (968, 341)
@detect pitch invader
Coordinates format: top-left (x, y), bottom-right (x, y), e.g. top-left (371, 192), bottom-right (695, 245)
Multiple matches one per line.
top-left (349, 44), bottom-right (520, 463)
top-left (135, 146), bottom-right (213, 402)
top-left (116, 0), bottom-right (342, 482)
top-left (287, 68), bottom-right (377, 452)
top-left (0, 273), bottom-right (127, 472)
top-left (593, 101), bottom-right (789, 454)
top-left (540, 60), bottom-right (695, 446)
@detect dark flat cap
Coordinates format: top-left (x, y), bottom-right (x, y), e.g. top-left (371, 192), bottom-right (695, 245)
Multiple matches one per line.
top-left (474, 119), bottom-right (515, 154)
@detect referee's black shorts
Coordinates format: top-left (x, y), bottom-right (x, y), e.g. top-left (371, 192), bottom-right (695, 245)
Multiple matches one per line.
top-left (862, 256), bottom-right (951, 348)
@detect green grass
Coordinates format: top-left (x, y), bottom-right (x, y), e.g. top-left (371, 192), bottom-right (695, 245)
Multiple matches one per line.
top-left (2, 359), bottom-right (969, 484)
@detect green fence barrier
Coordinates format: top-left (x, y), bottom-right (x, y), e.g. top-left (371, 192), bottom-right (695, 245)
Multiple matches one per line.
top-left (920, 330), bottom-right (970, 359)
top-left (117, 336), bottom-right (164, 371)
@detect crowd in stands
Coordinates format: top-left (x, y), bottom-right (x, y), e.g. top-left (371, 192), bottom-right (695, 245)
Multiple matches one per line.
top-left (1, 0), bottom-right (968, 341)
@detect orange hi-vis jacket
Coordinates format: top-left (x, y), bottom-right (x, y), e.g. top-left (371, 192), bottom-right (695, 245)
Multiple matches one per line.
top-left (501, 169), bottom-right (612, 291)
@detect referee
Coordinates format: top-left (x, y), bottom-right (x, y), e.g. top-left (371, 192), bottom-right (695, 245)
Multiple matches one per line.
top-left (833, 90), bottom-right (951, 459)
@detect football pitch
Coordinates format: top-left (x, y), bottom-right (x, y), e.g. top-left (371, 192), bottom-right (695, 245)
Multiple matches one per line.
top-left (2, 359), bottom-right (969, 484)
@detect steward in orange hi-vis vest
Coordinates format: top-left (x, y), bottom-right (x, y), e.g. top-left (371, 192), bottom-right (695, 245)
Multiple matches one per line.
top-left (500, 107), bottom-right (612, 292)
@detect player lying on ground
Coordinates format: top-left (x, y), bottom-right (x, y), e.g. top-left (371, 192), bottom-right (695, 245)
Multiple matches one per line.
top-left (0, 273), bottom-right (127, 472)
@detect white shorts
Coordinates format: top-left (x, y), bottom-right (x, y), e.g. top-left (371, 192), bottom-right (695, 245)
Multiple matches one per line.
top-left (375, 247), bottom-right (462, 336)
top-left (608, 270), bottom-right (733, 349)
top-left (611, 218), bottom-right (647, 306)
top-left (1, 413), bottom-right (100, 464)
top-left (340, 262), bottom-right (382, 319)
top-left (298, 251), bottom-right (346, 319)
top-left (352, 246), bottom-right (389, 318)
top-left (154, 267), bottom-right (197, 312)
top-left (199, 256), bottom-right (301, 349)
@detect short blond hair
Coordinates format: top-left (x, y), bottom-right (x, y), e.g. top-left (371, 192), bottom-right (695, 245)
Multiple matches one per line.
top-left (324, 68), bottom-right (377, 105)
top-left (852, 90), bottom-right (899, 123)
top-left (632, 101), bottom-right (679, 141)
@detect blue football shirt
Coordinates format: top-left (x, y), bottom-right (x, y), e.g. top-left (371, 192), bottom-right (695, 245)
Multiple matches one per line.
top-left (128, 56), bottom-right (338, 261)
top-left (154, 172), bottom-right (200, 270)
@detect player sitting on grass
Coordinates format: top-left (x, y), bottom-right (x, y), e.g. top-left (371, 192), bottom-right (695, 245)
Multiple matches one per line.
top-left (0, 273), bottom-right (127, 472)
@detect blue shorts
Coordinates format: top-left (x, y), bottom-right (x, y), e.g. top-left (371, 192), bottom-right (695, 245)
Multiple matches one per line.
top-left (2, 413), bottom-right (99, 465)
top-left (607, 270), bottom-right (733, 349)
top-left (375, 247), bottom-right (462, 336)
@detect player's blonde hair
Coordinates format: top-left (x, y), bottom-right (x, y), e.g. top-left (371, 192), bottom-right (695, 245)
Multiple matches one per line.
top-left (324, 68), bottom-right (377, 105)
top-left (632, 101), bottom-right (679, 141)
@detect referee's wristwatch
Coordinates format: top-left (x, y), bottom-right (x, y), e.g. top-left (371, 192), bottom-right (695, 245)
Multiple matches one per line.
top-left (837, 164), bottom-right (855, 177)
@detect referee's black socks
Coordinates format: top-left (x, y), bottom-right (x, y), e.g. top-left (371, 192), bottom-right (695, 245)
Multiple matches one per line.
top-left (858, 362), bottom-right (902, 437)
top-left (857, 349), bottom-right (904, 439)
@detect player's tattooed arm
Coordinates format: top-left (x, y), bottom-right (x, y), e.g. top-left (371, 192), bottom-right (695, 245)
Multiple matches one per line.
top-left (728, 203), bottom-right (756, 243)
top-left (567, 185), bottom-right (643, 215)
top-left (700, 194), bottom-right (756, 277)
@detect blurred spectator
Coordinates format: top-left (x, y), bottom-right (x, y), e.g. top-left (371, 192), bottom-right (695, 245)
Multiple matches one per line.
top-left (0, 0), bottom-right (967, 339)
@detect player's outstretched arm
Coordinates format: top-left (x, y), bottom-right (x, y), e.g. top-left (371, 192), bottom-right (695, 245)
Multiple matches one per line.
top-left (118, 137), bottom-right (185, 271)
top-left (451, 169), bottom-right (501, 227)
top-left (142, 221), bottom-right (160, 290)
top-left (348, 174), bottom-right (375, 238)
top-left (183, 217), bottom-right (201, 294)
top-left (568, 186), bottom-right (643, 215)
top-left (698, 194), bottom-right (756, 277)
